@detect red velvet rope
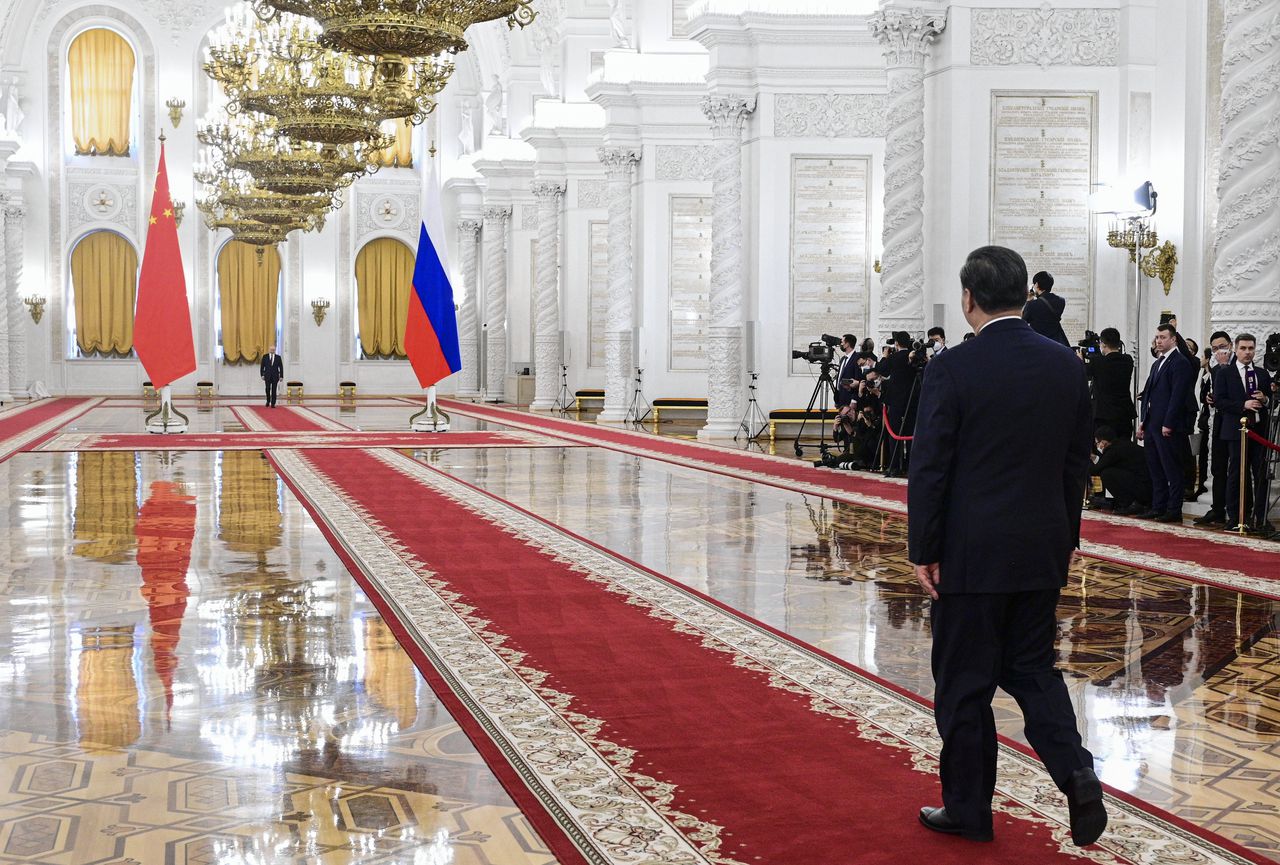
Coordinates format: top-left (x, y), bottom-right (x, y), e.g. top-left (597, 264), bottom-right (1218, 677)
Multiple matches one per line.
top-left (1247, 429), bottom-right (1280, 453)
top-left (882, 406), bottom-right (913, 441)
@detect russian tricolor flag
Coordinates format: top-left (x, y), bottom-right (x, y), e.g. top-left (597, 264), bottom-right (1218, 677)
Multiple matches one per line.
top-left (404, 178), bottom-right (462, 389)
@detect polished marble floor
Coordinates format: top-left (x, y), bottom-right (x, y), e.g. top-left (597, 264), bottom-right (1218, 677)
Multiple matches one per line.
top-left (2, 398), bottom-right (1278, 863)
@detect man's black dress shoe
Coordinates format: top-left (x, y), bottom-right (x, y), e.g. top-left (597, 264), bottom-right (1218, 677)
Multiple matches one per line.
top-left (917, 806), bottom-right (993, 841)
top-left (1134, 509), bottom-right (1162, 520)
top-left (1155, 511), bottom-right (1182, 523)
top-left (1065, 768), bottom-right (1108, 847)
top-left (1193, 510), bottom-right (1225, 526)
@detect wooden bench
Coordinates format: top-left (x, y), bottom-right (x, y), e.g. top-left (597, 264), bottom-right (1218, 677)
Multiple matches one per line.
top-left (573, 388), bottom-right (605, 414)
top-left (339, 380), bottom-right (356, 399)
top-left (286, 380), bottom-right (304, 400)
top-left (768, 408), bottom-right (839, 442)
top-left (195, 380), bottom-right (215, 399)
top-left (652, 397), bottom-right (708, 427)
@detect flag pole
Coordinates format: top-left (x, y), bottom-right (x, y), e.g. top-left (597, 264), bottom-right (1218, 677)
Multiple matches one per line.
top-left (409, 385), bottom-right (452, 432)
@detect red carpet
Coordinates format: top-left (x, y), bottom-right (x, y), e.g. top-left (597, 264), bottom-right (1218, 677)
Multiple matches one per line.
top-left (0, 398), bottom-right (101, 462)
top-left (263, 444), bottom-right (1266, 865)
top-left (34, 429), bottom-right (569, 452)
top-left (440, 400), bottom-right (1280, 599)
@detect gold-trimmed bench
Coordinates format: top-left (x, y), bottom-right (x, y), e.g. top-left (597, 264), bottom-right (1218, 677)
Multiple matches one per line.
top-left (286, 380), bottom-right (304, 400)
top-left (768, 408), bottom-right (839, 442)
top-left (142, 381), bottom-right (157, 400)
top-left (195, 380), bottom-right (215, 399)
top-left (339, 380), bottom-right (356, 399)
top-left (652, 397), bottom-right (709, 428)
top-left (573, 388), bottom-right (605, 414)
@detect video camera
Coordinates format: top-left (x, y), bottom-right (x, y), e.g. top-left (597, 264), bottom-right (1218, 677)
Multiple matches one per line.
top-left (908, 339), bottom-right (929, 370)
top-left (792, 334), bottom-right (842, 365)
top-left (1077, 330), bottom-right (1101, 367)
top-left (1264, 332), bottom-right (1280, 374)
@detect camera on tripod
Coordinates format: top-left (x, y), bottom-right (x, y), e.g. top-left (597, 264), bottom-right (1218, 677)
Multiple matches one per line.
top-left (792, 334), bottom-right (841, 365)
top-left (1077, 330), bottom-right (1101, 367)
top-left (1264, 333), bottom-right (1280, 373)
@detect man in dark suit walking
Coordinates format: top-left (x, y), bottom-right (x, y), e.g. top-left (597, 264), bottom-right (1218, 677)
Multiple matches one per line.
top-left (260, 344), bottom-right (283, 407)
top-left (1021, 270), bottom-right (1070, 346)
top-left (1213, 333), bottom-right (1273, 532)
top-left (908, 246), bottom-right (1105, 847)
top-left (1137, 324), bottom-right (1193, 522)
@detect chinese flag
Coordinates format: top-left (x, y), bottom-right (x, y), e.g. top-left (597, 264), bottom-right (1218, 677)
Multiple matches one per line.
top-left (134, 141), bottom-right (196, 388)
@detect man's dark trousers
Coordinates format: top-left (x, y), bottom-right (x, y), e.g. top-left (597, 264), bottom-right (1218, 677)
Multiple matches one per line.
top-left (1226, 436), bottom-right (1268, 525)
top-left (1144, 429), bottom-right (1184, 514)
top-left (264, 378), bottom-right (278, 407)
top-left (1210, 414), bottom-right (1228, 513)
top-left (931, 589), bottom-right (1091, 836)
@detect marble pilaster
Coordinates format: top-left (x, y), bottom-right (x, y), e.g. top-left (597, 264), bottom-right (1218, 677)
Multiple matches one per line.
top-left (0, 196), bottom-right (11, 403)
top-left (456, 218), bottom-right (483, 398)
top-left (482, 207), bottom-right (511, 402)
top-left (596, 147), bottom-right (640, 424)
top-left (530, 181), bottom-right (566, 412)
top-left (697, 95), bottom-right (755, 441)
top-left (5, 201), bottom-right (24, 397)
top-left (870, 6), bottom-right (945, 337)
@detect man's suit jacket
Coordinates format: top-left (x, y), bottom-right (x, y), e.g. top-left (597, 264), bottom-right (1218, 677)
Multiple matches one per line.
top-left (1213, 360), bottom-right (1272, 440)
top-left (1139, 350), bottom-right (1193, 433)
top-left (907, 318), bottom-right (1092, 594)
top-left (834, 352), bottom-right (860, 408)
top-left (1021, 292), bottom-right (1070, 346)
top-left (1088, 351), bottom-right (1136, 422)
top-left (260, 353), bottom-right (284, 383)
top-left (875, 348), bottom-right (917, 411)
top-left (1092, 439), bottom-right (1149, 485)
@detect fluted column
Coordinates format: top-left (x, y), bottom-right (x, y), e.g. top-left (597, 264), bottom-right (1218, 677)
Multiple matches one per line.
top-left (0, 196), bottom-right (11, 403)
top-left (697, 95), bottom-right (755, 440)
top-left (530, 180), bottom-right (565, 411)
top-left (456, 218), bottom-right (483, 398)
top-left (5, 200), bottom-right (25, 397)
top-left (597, 147), bottom-right (640, 424)
top-left (1211, 0), bottom-right (1280, 334)
top-left (482, 206), bottom-right (511, 402)
top-left (870, 7), bottom-right (945, 337)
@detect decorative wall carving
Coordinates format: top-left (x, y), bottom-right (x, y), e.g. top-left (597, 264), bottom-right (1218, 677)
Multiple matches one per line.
top-left (39, 0), bottom-right (226, 39)
top-left (482, 207), bottom-right (511, 401)
top-left (356, 190), bottom-right (418, 239)
top-left (456, 218), bottom-right (483, 397)
top-left (970, 7), bottom-right (1119, 69)
top-left (577, 179), bottom-right (608, 209)
top-left (655, 145), bottom-right (714, 181)
top-left (530, 182), bottom-right (565, 410)
top-left (6, 203), bottom-right (27, 391)
top-left (521, 203), bottom-right (539, 231)
top-left (774, 94), bottom-right (889, 138)
top-left (68, 180), bottom-right (137, 235)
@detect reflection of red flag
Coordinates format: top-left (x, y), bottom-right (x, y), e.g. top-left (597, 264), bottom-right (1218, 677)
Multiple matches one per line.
top-left (134, 141), bottom-right (196, 388)
top-left (136, 480), bottom-right (195, 719)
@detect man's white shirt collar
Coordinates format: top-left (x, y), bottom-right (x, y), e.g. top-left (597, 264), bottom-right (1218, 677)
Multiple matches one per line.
top-left (977, 314), bottom-right (1022, 333)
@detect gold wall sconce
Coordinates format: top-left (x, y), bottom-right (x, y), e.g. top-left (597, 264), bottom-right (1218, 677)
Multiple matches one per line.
top-left (172, 199), bottom-right (186, 227)
top-left (166, 98), bottom-right (185, 128)
top-left (873, 258), bottom-right (882, 274)
top-left (311, 298), bottom-right (331, 326)
top-left (1140, 240), bottom-right (1179, 295)
top-left (24, 295), bottom-right (46, 324)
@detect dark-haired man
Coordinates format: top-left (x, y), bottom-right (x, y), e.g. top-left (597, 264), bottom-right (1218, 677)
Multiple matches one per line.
top-left (1088, 327), bottom-right (1136, 439)
top-left (908, 245), bottom-right (1105, 848)
top-left (927, 326), bottom-right (947, 355)
top-left (876, 330), bottom-right (918, 476)
top-left (833, 334), bottom-right (861, 444)
top-left (1092, 425), bottom-right (1150, 514)
top-left (1138, 324), bottom-right (1193, 522)
top-left (1214, 333), bottom-right (1273, 533)
top-left (1021, 270), bottom-right (1070, 346)
top-left (260, 344), bottom-right (283, 408)
top-left (1194, 331), bottom-right (1233, 526)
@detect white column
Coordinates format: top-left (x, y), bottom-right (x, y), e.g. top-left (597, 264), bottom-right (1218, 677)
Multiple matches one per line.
top-left (697, 95), bottom-right (756, 440)
top-left (456, 218), bottom-right (483, 398)
top-left (530, 180), bottom-right (566, 412)
top-left (1211, 0), bottom-right (1280, 334)
top-left (597, 147), bottom-right (640, 424)
top-left (0, 196), bottom-right (11, 403)
top-left (482, 206), bottom-right (511, 402)
top-left (870, 7), bottom-right (945, 337)
top-left (5, 200), bottom-right (24, 397)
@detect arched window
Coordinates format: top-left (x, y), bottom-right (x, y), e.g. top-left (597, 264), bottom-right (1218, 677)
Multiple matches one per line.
top-left (372, 118), bottom-right (413, 168)
top-left (70, 230), bottom-right (137, 357)
top-left (217, 241), bottom-right (282, 364)
top-left (355, 238), bottom-right (413, 359)
top-left (67, 28), bottom-right (136, 156)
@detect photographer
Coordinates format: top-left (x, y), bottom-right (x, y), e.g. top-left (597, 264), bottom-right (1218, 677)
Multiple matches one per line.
top-left (877, 331), bottom-right (920, 474)
top-left (1087, 327), bottom-right (1136, 439)
top-left (1022, 271), bottom-right (1070, 346)
top-left (833, 334), bottom-right (861, 444)
top-left (1091, 425), bottom-right (1151, 515)
top-left (927, 327), bottom-right (947, 355)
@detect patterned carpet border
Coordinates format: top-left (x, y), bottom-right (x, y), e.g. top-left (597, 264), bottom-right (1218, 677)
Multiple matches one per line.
top-left (268, 444), bottom-right (1268, 865)
top-left (0, 398), bottom-right (104, 463)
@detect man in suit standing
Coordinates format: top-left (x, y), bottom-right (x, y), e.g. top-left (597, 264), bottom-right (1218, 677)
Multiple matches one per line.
top-left (1194, 333), bottom-right (1234, 526)
top-left (1137, 324), bottom-right (1193, 522)
top-left (1086, 327), bottom-right (1136, 439)
top-left (833, 334), bottom-right (861, 445)
top-left (876, 331), bottom-right (920, 476)
top-left (908, 246), bottom-right (1105, 847)
top-left (1021, 270), bottom-right (1070, 346)
top-left (260, 344), bottom-right (283, 408)
top-left (1213, 333), bottom-right (1273, 533)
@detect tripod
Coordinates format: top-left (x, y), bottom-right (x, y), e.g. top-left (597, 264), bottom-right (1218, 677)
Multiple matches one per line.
top-left (625, 368), bottom-right (652, 425)
top-left (552, 364), bottom-right (571, 417)
top-left (794, 362), bottom-right (839, 460)
top-left (736, 373), bottom-right (768, 441)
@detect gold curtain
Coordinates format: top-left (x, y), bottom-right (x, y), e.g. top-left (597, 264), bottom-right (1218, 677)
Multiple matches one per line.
top-left (372, 118), bottom-right (413, 168)
top-left (71, 231), bottom-right (137, 357)
top-left (218, 450), bottom-right (282, 554)
top-left (68, 28), bottom-right (135, 157)
top-left (73, 452), bottom-right (138, 563)
top-left (218, 241), bottom-right (281, 364)
top-left (355, 238), bottom-right (413, 358)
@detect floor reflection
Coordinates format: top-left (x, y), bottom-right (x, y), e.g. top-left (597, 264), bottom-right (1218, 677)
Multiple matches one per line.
top-left (0, 450), bottom-right (555, 865)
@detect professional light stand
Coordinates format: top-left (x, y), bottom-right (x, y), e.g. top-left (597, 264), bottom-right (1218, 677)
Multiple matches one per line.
top-left (736, 372), bottom-right (768, 441)
top-left (793, 361), bottom-right (839, 461)
top-left (625, 367), bottom-right (651, 425)
top-left (553, 364), bottom-right (571, 417)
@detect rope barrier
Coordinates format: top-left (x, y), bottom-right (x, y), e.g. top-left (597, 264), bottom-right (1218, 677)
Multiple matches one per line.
top-left (1247, 429), bottom-right (1280, 453)
top-left (882, 406), bottom-right (913, 442)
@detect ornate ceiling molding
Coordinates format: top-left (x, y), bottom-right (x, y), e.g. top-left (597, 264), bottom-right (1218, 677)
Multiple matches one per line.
top-left (970, 6), bottom-right (1119, 69)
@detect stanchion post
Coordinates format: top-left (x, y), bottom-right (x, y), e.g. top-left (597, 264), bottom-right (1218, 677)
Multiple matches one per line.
top-left (1237, 415), bottom-right (1249, 534)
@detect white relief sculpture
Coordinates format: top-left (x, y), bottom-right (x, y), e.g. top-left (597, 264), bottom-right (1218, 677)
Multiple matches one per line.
top-left (1212, 0), bottom-right (1280, 335)
top-left (608, 0), bottom-right (630, 48)
top-left (458, 97), bottom-right (478, 155)
top-left (697, 95), bottom-right (755, 440)
top-left (482, 207), bottom-right (511, 401)
top-left (485, 76), bottom-right (507, 137)
top-left (869, 6), bottom-right (946, 337)
top-left (530, 182), bottom-right (566, 411)
top-left (596, 147), bottom-right (640, 423)
top-left (773, 94), bottom-right (890, 138)
top-left (6, 202), bottom-right (26, 395)
top-left (970, 7), bottom-right (1119, 69)
top-left (456, 219), bottom-right (483, 398)
top-left (654, 145), bottom-right (716, 182)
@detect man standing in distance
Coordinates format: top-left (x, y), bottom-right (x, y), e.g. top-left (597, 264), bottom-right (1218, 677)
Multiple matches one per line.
top-left (1137, 324), bottom-right (1193, 522)
top-left (1021, 270), bottom-right (1070, 346)
top-left (908, 246), bottom-right (1105, 846)
top-left (260, 344), bottom-right (283, 408)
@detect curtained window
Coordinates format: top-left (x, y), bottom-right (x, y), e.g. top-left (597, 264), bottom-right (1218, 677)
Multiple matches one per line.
top-left (70, 231), bottom-right (137, 357)
top-left (372, 118), bottom-right (413, 168)
top-left (217, 241), bottom-right (281, 364)
top-left (355, 238), bottom-right (413, 359)
top-left (67, 28), bottom-right (136, 157)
